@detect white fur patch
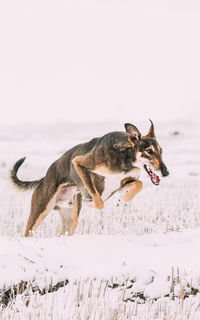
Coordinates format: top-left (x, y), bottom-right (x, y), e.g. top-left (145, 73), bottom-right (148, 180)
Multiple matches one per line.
top-left (101, 168), bottom-right (141, 200)
top-left (56, 200), bottom-right (73, 208)
top-left (56, 186), bottom-right (77, 208)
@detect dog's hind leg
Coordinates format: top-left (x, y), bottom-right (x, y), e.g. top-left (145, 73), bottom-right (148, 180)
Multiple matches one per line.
top-left (120, 180), bottom-right (143, 203)
top-left (24, 182), bottom-right (57, 237)
top-left (58, 192), bottom-right (82, 236)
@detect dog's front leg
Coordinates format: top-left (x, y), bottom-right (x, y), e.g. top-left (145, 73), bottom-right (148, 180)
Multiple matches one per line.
top-left (72, 154), bottom-right (104, 209)
top-left (120, 180), bottom-right (143, 203)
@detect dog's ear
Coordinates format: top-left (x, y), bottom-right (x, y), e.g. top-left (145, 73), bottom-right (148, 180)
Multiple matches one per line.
top-left (146, 119), bottom-right (156, 138)
top-left (124, 123), bottom-right (141, 145)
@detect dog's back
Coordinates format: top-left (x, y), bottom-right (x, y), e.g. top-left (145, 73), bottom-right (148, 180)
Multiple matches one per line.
top-left (55, 131), bottom-right (132, 186)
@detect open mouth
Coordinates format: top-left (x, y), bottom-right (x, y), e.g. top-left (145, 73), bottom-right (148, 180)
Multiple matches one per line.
top-left (144, 165), bottom-right (160, 186)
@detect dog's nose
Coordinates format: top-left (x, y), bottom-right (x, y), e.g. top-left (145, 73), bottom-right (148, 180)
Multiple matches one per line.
top-left (163, 169), bottom-right (169, 177)
top-left (161, 166), bottom-right (169, 177)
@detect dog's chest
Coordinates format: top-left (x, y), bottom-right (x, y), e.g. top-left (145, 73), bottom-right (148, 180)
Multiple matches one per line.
top-left (101, 168), bottom-right (141, 200)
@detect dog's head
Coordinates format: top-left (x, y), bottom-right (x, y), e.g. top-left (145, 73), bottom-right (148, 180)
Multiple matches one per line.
top-left (124, 120), bottom-right (169, 185)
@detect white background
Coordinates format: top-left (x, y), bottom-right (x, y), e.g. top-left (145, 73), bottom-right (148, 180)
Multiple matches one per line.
top-left (0, 0), bottom-right (200, 125)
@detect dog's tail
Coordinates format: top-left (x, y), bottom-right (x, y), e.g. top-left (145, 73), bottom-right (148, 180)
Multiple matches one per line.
top-left (10, 157), bottom-right (43, 191)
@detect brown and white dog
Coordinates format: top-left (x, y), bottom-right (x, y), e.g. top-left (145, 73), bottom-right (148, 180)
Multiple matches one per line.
top-left (10, 120), bottom-right (169, 237)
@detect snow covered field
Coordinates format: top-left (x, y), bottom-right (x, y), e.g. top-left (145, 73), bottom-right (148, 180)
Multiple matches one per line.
top-left (0, 121), bottom-right (200, 319)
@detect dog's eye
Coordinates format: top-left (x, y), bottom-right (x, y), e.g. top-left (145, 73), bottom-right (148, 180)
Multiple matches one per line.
top-left (147, 149), bottom-right (153, 155)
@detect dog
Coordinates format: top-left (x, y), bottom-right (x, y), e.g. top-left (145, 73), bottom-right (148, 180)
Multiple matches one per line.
top-left (10, 120), bottom-right (169, 237)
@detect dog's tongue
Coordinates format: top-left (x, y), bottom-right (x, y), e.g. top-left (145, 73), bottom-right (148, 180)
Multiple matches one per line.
top-left (144, 165), bottom-right (160, 186)
top-left (151, 171), bottom-right (160, 185)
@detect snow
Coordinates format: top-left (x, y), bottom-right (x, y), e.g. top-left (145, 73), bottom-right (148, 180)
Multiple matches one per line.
top-left (0, 120), bottom-right (200, 318)
top-left (1, 230), bottom-right (200, 299)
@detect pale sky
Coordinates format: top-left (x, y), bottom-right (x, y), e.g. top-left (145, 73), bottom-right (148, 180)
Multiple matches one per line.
top-left (0, 0), bottom-right (200, 125)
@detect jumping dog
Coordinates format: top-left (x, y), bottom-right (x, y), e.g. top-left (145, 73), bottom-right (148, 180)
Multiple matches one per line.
top-left (10, 120), bottom-right (169, 237)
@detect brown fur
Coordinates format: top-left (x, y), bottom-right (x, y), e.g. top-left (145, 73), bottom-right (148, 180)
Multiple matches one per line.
top-left (120, 180), bottom-right (143, 203)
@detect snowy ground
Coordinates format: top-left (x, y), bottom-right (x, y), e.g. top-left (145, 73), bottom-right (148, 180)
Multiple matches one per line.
top-left (0, 121), bottom-right (200, 319)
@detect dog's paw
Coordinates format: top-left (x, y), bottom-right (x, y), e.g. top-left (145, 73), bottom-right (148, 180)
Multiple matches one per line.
top-left (95, 199), bottom-right (104, 210)
top-left (85, 197), bottom-right (104, 210)
top-left (94, 196), bottom-right (104, 209)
